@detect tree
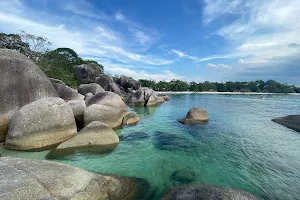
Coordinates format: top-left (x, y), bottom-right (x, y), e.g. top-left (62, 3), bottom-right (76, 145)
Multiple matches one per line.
top-left (0, 33), bottom-right (30, 55)
top-left (226, 81), bottom-right (237, 92)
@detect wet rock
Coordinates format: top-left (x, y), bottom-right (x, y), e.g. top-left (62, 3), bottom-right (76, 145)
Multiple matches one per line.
top-left (47, 121), bottom-right (119, 158)
top-left (178, 108), bottom-right (209, 124)
top-left (272, 115), bottom-right (300, 132)
top-left (5, 97), bottom-right (77, 151)
top-left (78, 83), bottom-right (105, 95)
top-left (170, 169), bottom-right (196, 184)
top-left (119, 132), bottom-right (150, 141)
top-left (162, 184), bottom-right (258, 200)
top-left (0, 49), bottom-right (58, 142)
top-left (0, 157), bottom-right (151, 200)
top-left (122, 112), bottom-right (140, 126)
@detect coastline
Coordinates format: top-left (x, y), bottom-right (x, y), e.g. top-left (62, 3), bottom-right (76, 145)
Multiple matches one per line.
top-left (156, 91), bottom-right (300, 95)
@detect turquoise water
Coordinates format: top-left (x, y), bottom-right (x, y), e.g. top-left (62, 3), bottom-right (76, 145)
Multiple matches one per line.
top-left (1, 94), bottom-right (300, 199)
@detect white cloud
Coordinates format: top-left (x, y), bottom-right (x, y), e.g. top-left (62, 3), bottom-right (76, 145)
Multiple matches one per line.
top-left (172, 49), bottom-right (198, 60)
top-left (206, 63), bottom-right (232, 71)
top-left (239, 58), bottom-right (269, 64)
top-left (115, 11), bottom-right (125, 21)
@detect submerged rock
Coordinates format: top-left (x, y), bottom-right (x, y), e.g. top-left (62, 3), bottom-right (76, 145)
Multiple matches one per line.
top-left (83, 104), bottom-right (128, 129)
top-left (272, 115), bottom-right (300, 132)
top-left (78, 83), bottom-right (105, 95)
top-left (122, 112), bottom-right (140, 126)
top-left (119, 132), bottom-right (150, 141)
top-left (0, 49), bottom-right (58, 142)
top-left (5, 97), bottom-right (77, 151)
top-left (170, 169), bottom-right (196, 184)
top-left (178, 108), bottom-right (209, 124)
top-left (47, 121), bottom-right (119, 158)
top-left (153, 131), bottom-right (196, 151)
top-left (162, 184), bottom-right (258, 200)
top-left (0, 157), bottom-right (151, 200)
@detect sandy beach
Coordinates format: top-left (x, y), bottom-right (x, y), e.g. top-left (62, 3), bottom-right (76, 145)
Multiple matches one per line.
top-left (156, 91), bottom-right (300, 95)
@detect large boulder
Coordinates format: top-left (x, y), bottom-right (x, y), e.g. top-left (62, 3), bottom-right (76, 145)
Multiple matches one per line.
top-left (272, 115), bottom-right (300, 132)
top-left (5, 97), bottom-right (77, 151)
top-left (75, 63), bottom-right (104, 84)
top-left (0, 157), bottom-right (151, 200)
top-left (116, 75), bottom-right (141, 91)
top-left (162, 185), bottom-right (258, 200)
top-left (84, 104), bottom-right (128, 129)
top-left (50, 78), bottom-right (84, 101)
top-left (128, 88), bottom-right (158, 106)
top-left (122, 112), bottom-right (140, 126)
top-left (178, 108), bottom-right (209, 124)
top-left (86, 91), bottom-right (128, 111)
top-left (78, 83), bottom-right (105, 95)
top-left (95, 74), bottom-right (114, 90)
top-left (0, 49), bottom-right (58, 142)
top-left (67, 100), bottom-right (86, 124)
top-left (47, 121), bottom-right (119, 158)
top-left (106, 83), bottom-right (124, 96)
top-left (85, 92), bottom-right (94, 102)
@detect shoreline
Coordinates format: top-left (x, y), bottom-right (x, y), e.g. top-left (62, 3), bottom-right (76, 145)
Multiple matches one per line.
top-left (156, 91), bottom-right (300, 95)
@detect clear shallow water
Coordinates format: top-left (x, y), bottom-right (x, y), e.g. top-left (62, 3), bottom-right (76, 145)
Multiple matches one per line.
top-left (1, 94), bottom-right (300, 200)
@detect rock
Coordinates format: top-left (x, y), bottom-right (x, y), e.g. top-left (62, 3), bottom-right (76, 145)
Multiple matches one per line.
top-left (75, 63), bottom-right (104, 84)
top-left (178, 108), bottom-right (209, 124)
top-left (0, 157), bottom-right (151, 200)
top-left (95, 74), bottom-right (114, 90)
top-left (272, 115), bottom-right (300, 132)
top-left (107, 83), bottom-right (124, 96)
top-left (0, 49), bottom-right (58, 142)
top-left (119, 132), bottom-right (150, 141)
top-left (47, 121), bottom-right (119, 158)
top-left (85, 92), bottom-right (94, 102)
top-left (153, 131), bottom-right (196, 151)
top-left (162, 185), bottom-right (258, 200)
top-left (122, 112), bottom-right (140, 126)
top-left (170, 169), bottom-right (196, 184)
top-left (86, 91), bottom-right (128, 111)
top-left (155, 96), bottom-right (165, 104)
top-left (83, 104), bottom-right (128, 129)
top-left (5, 97), bottom-right (77, 151)
top-left (161, 95), bottom-right (170, 101)
top-left (129, 88), bottom-right (158, 106)
top-left (67, 100), bottom-right (86, 128)
top-left (117, 75), bottom-right (141, 91)
top-left (146, 95), bottom-right (157, 106)
top-left (50, 78), bottom-right (84, 101)
top-left (78, 83), bottom-right (105, 95)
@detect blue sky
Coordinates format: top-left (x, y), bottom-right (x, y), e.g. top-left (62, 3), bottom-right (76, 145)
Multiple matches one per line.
top-left (0, 0), bottom-right (300, 85)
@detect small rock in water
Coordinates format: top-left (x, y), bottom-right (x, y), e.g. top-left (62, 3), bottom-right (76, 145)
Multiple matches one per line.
top-left (119, 132), bottom-right (150, 141)
top-left (170, 169), bottom-right (196, 184)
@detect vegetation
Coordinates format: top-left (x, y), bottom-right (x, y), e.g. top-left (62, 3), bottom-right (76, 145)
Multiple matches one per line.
top-left (0, 32), bottom-right (103, 87)
top-left (139, 79), bottom-right (300, 93)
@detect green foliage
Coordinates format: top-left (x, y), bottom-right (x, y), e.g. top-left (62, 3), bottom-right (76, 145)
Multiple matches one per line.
top-left (139, 79), bottom-right (299, 93)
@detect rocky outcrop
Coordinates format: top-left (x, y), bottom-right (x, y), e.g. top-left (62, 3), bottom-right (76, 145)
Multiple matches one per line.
top-left (0, 49), bottom-right (58, 142)
top-left (84, 104), bottom-right (128, 129)
top-left (0, 157), bottom-right (151, 200)
top-left (170, 169), bottom-right (196, 184)
top-left (122, 112), bottom-right (140, 126)
top-left (95, 74), bottom-right (114, 90)
top-left (178, 108), bottom-right (209, 124)
top-left (50, 78), bottom-right (84, 101)
top-left (86, 91), bottom-right (128, 111)
top-left (47, 121), bottom-right (119, 158)
top-left (78, 83), bottom-right (105, 95)
top-left (75, 63), bottom-right (104, 84)
top-left (162, 185), bottom-right (258, 200)
top-left (107, 83), bottom-right (124, 96)
top-left (161, 95), bottom-right (170, 101)
top-left (116, 75), bottom-right (141, 92)
top-left (272, 115), bottom-right (300, 132)
top-left (127, 88), bottom-right (161, 106)
top-left (5, 97), bottom-right (77, 151)
top-left (67, 100), bottom-right (86, 125)
top-left (85, 92), bottom-right (94, 102)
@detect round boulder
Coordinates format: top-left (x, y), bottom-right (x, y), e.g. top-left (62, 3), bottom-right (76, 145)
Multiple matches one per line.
top-left (162, 185), bottom-right (258, 200)
top-left (85, 92), bottom-right (94, 102)
top-left (75, 63), bottom-right (104, 84)
top-left (122, 112), bottom-right (140, 126)
top-left (178, 108), bottom-right (209, 124)
top-left (67, 100), bottom-right (86, 123)
top-left (86, 91), bottom-right (128, 111)
top-left (49, 78), bottom-right (84, 101)
top-left (78, 83), bottom-right (105, 95)
top-left (117, 75), bottom-right (141, 91)
top-left (95, 74), bottom-right (114, 90)
top-left (0, 49), bottom-right (58, 142)
top-left (5, 97), bottom-right (77, 151)
top-left (0, 157), bottom-right (151, 200)
top-left (83, 104), bottom-right (128, 129)
top-left (47, 121), bottom-right (119, 158)
top-left (107, 83), bottom-right (124, 96)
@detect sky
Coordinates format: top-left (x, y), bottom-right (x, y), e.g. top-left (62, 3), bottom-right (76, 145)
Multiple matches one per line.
top-left (0, 0), bottom-right (300, 85)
